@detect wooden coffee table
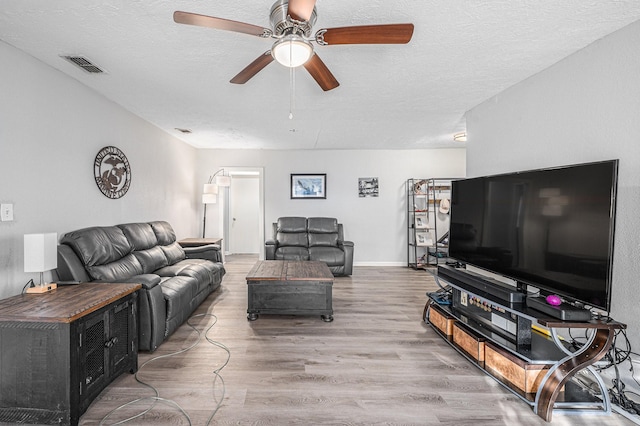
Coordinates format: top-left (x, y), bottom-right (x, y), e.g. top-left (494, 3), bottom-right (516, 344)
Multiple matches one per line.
top-left (246, 260), bottom-right (334, 322)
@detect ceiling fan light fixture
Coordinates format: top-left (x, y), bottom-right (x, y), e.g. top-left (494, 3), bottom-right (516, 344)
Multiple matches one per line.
top-left (272, 35), bottom-right (313, 68)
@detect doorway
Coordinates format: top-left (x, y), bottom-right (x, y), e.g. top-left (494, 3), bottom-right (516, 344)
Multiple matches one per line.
top-left (219, 168), bottom-right (265, 259)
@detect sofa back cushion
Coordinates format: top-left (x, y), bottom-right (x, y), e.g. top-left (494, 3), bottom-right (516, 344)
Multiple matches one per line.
top-left (133, 246), bottom-right (169, 274)
top-left (149, 221), bottom-right (177, 245)
top-left (149, 221), bottom-right (186, 264)
top-left (87, 254), bottom-right (144, 281)
top-left (118, 222), bottom-right (169, 273)
top-left (61, 226), bottom-right (133, 267)
top-left (276, 217), bottom-right (308, 247)
top-left (118, 223), bottom-right (159, 250)
top-left (162, 243), bottom-right (187, 264)
top-left (307, 217), bottom-right (339, 247)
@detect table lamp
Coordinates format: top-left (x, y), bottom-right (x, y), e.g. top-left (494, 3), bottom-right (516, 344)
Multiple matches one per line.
top-left (24, 232), bottom-right (58, 293)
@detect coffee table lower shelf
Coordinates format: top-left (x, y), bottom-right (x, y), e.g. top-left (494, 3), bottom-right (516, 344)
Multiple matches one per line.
top-left (246, 260), bottom-right (334, 322)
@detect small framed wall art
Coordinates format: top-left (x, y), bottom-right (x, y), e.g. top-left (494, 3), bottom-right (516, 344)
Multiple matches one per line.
top-left (358, 177), bottom-right (379, 197)
top-left (291, 174), bottom-right (326, 199)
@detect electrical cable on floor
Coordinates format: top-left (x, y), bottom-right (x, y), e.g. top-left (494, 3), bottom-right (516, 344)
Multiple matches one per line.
top-left (99, 312), bottom-right (230, 425)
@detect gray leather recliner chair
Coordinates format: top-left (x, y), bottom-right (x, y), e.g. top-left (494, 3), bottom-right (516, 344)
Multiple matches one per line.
top-left (265, 217), bottom-right (354, 276)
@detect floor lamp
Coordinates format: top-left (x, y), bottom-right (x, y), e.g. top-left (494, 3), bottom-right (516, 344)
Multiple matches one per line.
top-left (202, 185), bottom-right (218, 238)
top-left (202, 169), bottom-right (231, 238)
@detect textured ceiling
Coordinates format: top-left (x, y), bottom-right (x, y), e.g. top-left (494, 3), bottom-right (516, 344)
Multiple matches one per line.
top-left (1, 1), bottom-right (640, 150)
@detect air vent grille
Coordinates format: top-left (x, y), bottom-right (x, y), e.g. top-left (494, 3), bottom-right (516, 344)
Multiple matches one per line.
top-left (61, 55), bottom-right (105, 74)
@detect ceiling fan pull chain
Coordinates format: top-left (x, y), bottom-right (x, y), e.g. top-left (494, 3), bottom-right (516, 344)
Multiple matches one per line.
top-left (289, 60), bottom-right (295, 120)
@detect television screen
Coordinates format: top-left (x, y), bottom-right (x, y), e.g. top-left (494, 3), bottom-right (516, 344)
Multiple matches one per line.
top-left (449, 160), bottom-right (618, 311)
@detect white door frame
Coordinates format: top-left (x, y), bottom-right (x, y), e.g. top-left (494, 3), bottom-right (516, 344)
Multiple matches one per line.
top-left (218, 167), bottom-right (265, 259)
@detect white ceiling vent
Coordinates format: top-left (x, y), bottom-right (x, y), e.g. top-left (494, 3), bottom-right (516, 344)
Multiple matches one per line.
top-left (60, 55), bottom-right (105, 74)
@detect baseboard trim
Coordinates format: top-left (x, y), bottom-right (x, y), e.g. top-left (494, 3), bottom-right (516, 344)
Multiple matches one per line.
top-left (353, 261), bottom-right (407, 267)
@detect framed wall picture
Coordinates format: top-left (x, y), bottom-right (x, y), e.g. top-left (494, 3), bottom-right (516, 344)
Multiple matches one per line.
top-left (358, 177), bottom-right (379, 197)
top-left (291, 174), bottom-right (326, 199)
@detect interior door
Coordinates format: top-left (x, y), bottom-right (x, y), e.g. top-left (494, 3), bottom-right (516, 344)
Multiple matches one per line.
top-left (229, 176), bottom-right (260, 254)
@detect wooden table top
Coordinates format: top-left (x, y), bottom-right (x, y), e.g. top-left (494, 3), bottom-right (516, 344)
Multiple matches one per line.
top-left (0, 283), bottom-right (141, 323)
top-left (246, 261), bottom-right (334, 282)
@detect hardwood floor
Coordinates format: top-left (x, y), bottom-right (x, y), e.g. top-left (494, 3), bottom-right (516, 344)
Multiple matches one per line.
top-left (78, 255), bottom-right (634, 425)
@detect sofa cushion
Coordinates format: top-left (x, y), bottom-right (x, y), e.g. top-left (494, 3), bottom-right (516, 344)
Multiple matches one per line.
top-left (277, 232), bottom-right (308, 247)
top-left (307, 217), bottom-right (339, 247)
top-left (277, 217), bottom-right (307, 233)
top-left (307, 217), bottom-right (338, 233)
top-left (161, 242), bottom-right (186, 264)
top-left (87, 253), bottom-right (144, 281)
top-left (134, 246), bottom-right (169, 274)
top-left (61, 226), bottom-right (133, 267)
top-left (118, 223), bottom-right (159, 250)
top-left (155, 259), bottom-right (218, 295)
top-left (149, 221), bottom-right (177, 245)
top-left (309, 246), bottom-right (345, 267)
top-left (275, 246), bottom-right (310, 260)
top-left (308, 233), bottom-right (338, 247)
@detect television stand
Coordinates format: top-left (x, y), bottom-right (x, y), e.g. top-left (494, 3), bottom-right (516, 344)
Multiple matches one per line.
top-left (426, 274), bottom-right (626, 422)
top-left (526, 295), bottom-right (592, 322)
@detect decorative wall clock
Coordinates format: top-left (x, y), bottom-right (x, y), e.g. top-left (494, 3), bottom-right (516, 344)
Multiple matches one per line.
top-left (94, 146), bottom-right (131, 199)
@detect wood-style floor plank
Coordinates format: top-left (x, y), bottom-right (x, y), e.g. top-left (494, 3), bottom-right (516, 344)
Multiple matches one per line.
top-left (78, 255), bottom-right (634, 425)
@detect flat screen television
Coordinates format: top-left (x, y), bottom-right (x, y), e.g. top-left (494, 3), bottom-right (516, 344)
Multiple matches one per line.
top-left (448, 160), bottom-right (618, 312)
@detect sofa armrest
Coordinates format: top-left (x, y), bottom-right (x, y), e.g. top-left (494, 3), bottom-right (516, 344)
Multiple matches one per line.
top-left (265, 239), bottom-right (277, 260)
top-left (339, 241), bottom-right (354, 276)
top-left (110, 273), bottom-right (165, 351)
top-left (112, 273), bottom-right (161, 290)
top-left (184, 244), bottom-right (222, 263)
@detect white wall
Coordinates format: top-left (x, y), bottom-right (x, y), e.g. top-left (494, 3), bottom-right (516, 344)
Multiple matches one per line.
top-left (0, 41), bottom-right (200, 298)
top-left (196, 149), bottom-right (466, 265)
top-left (466, 20), bottom-right (640, 353)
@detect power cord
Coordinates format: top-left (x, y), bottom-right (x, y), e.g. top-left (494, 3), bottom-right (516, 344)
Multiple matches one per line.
top-left (584, 328), bottom-right (640, 417)
top-left (21, 279), bottom-right (34, 294)
top-left (99, 312), bottom-right (230, 425)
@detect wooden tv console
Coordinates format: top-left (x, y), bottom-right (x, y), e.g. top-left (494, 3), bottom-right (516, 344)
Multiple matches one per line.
top-left (425, 276), bottom-right (625, 422)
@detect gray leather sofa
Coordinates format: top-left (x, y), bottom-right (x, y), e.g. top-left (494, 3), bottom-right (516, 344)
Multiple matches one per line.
top-left (265, 217), bottom-right (354, 276)
top-left (55, 221), bottom-right (225, 352)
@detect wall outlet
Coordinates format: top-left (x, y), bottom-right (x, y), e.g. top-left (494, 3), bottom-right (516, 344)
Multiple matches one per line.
top-left (1, 203), bottom-right (14, 221)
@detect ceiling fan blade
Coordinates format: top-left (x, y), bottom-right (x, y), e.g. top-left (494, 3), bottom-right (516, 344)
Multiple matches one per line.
top-left (303, 54), bottom-right (339, 91)
top-left (317, 23), bottom-right (414, 45)
top-left (287, 0), bottom-right (317, 22)
top-left (173, 11), bottom-right (272, 38)
top-left (230, 52), bottom-right (275, 84)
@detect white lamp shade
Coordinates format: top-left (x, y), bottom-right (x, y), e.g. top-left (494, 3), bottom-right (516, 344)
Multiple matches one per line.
top-left (24, 233), bottom-right (57, 273)
top-left (202, 193), bottom-right (217, 204)
top-left (215, 175), bottom-right (231, 187)
top-left (203, 183), bottom-right (219, 194)
top-left (272, 36), bottom-right (313, 67)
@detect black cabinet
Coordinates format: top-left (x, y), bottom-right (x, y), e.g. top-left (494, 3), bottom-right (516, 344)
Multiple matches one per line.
top-left (0, 284), bottom-right (140, 426)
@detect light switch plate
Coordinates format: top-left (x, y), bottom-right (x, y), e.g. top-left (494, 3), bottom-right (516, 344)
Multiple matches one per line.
top-left (1, 203), bottom-right (14, 221)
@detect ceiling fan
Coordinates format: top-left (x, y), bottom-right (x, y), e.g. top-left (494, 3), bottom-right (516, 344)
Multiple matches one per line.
top-left (173, 0), bottom-right (414, 91)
